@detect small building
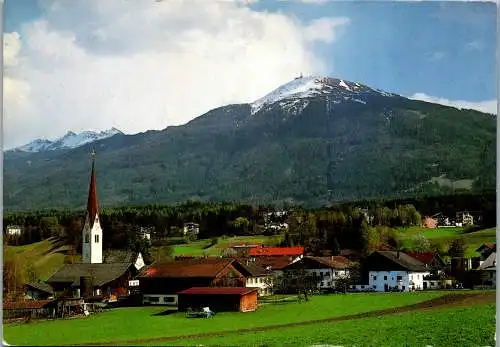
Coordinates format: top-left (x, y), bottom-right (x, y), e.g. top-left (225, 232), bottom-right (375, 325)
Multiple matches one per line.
top-left (250, 255), bottom-right (302, 276)
top-left (476, 251), bottom-right (496, 288)
top-left (476, 243), bottom-right (496, 261)
top-left (283, 256), bottom-right (355, 291)
top-left (456, 211), bottom-right (474, 226)
top-left (3, 299), bottom-right (57, 321)
top-left (177, 287), bottom-right (259, 313)
top-left (406, 252), bottom-right (446, 274)
top-left (183, 222), bottom-right (200, 236)
top-left (362, 251), bottom-right (430, 292)
top-left (423, 217), bottom-right (438, 229)
top-left (24, 282), bottom-right (54, 300)
top-left (6, 225), bottom-right (22, 236)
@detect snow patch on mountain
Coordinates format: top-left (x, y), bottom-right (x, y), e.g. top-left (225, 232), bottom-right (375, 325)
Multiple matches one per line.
top-left (12, 128), bottom-right (123, 153)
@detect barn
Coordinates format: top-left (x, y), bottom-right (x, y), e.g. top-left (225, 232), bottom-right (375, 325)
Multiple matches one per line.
top-left (177, 287), bottom-right (259, 313)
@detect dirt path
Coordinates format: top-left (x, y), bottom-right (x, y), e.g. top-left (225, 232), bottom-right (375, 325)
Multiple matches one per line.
top-left (77, 292), bottom-right (495, 346)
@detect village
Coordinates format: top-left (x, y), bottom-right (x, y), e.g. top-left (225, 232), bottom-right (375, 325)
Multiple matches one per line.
top-left (2, 155), bottom-right (496, 323)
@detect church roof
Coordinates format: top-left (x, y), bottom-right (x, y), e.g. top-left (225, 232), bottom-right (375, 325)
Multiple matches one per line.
top-left (103, 249), bottom-right (139, 264)
top-left (46, 263), bottom-right (133, 287)
top-left (87, 152), bottom-right (99, 228)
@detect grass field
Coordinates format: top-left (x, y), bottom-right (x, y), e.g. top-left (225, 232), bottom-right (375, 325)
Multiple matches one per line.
top-left (167, 302), bottom-right (495, 347)
top-left (170, 235), bottom-right (282, 257)
top-left (398, 227), bottom-right (496, 257)
top-left (3, 291), bottom-right (459, 346)
top-left (4, 238), bottom-right (78, 282)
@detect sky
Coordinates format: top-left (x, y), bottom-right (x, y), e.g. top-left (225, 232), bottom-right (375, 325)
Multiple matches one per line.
top-left (3, 0), bottom-right (497, 149)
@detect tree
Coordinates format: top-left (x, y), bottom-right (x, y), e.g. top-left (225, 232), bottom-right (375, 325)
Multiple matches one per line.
top-left (448, 238), bottom-right (467, 258)
top-left (278, 267), bottom-right (320, 301)
top-left (410, 234), bottom-right (431, 252)
top-left (331, 237), bottom-right (341, 256)
top-left (3, 257), bottom-right (24, 300)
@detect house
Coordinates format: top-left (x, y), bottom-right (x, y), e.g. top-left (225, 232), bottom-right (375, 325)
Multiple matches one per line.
top-left (138, 257), bottom-right (247, 306)
top-left (250, 255), bottom-right (301, 276)
top-left (283, 256), bottom-right (354, 291)
top-left (6, 225), bottom-right (22, 236)
top-left (406, 252), bottom-right (446, 274)
top-left (177, 287), bottom-right (259, 313)
top-left (46, 262), bottom-right (138, 299)
top-left (232, 260), bottom-right (273, 296)
top-left (361, 251), bottom-right (431, 292)
top-left (476, 251), bottom-right (496, 287)
top-left (183, 222), bottom-right (200, 236)
top-left (248, 246), bottom-right (304, 258)
top-left (456, 211), bottom-right (474, 226)
top-left (24, 282), bottom-right (54, 300)
top-left (139, 227), bottom-right (153, 240)
top-left (476, 243), bottom-right (496, 261)
top-left (423, 217), bottom-right (438, 229)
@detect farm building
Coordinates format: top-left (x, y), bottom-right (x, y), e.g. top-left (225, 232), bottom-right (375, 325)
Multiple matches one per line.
top-left (177, 287), bottom-right (259, 312)
top-left (3, 299), bottom-right (58, 321)
top-left (423, 217), bottom-right (438, 229)
top-left (361, 251), bottom-right (431, 292)
top-left (232, 260), bottom-right (273, 296)
top-left (406, 252), bottom-right (446, 274)
top-left (476, 251), bottom-right (496, 287)
top-left (24, 281), bottom-right (54, 300)
top-left (138, 258), bottom-right (248, 306)
top-left (45, 262), bottom-right (138, 299)
top-left (476, 243), bottom-right (496, 261)
top-left (250, 255), bottom-right (300, 276)
top-left (283, 256), bottom-right (355, 291)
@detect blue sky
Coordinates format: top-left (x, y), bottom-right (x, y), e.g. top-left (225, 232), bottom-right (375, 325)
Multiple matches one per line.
top-left (3, 0), bottom-right (497, 148)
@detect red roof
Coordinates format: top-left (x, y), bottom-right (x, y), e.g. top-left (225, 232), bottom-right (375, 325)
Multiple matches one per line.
top-left (3, 300), bottom-right (56, 310)
top-left (140, 258), bottom-right (236, 278)
top-left (406, 252), bottom-right (436, 265)
top-left (249, 247), bottom-right (304, 257)
top-left (86, 155), bottom-right (99, 228)
top-left (177, 287), bottom-right (258, 295)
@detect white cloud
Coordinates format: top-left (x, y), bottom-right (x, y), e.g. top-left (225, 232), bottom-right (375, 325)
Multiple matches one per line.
top-left (410, 93), bottom-right (497, 115)
top-left (4, 0), bottom-right (349, 149)
top-left (465, 40), bottom-right (485, 50)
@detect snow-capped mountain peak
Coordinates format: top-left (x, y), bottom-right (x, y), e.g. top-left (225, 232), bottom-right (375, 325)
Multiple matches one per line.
top-left (250, 75), bottom-right (397, 115)
top-left (12, 128), bottom-right (124, 153)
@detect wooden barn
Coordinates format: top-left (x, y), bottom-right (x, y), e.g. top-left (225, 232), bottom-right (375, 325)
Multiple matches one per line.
top-left (177, 287), bottom-right (259, 313)
top-left (3, 300), bottom-right (57, 321)
top-left (138, 257), bottom-right (247, 306)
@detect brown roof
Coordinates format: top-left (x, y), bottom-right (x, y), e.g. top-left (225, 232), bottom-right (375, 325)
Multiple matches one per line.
top-left (306, 256), bottom-right (354, 269)
top-left (3, 300), bottom-right (56, 310)
top-left (139, 258), bottom-right (235, 278)
top-left (232, 260), bottom-right (269, 277)
top-left (25, 282), bottom-right (54, 295)
top-left (177, 287), bottom-right (259, 295)
top-left (86, 154), bottom-right (99, 228)
top-left (374, 251), bottom-right (428, 272)
top-left (251, 256), bottom-right (296, 270)
top-left (46, 263), bottom-right (133, 287)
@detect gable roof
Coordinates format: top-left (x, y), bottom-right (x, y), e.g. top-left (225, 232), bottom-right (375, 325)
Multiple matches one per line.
top-left (46, 263), bottom-right (133, 287)
top-left (307, 256), bottom-right (354, 269)
top-left (139, 258), bottom-right (236, 278)
top-left (249, 246), bottom-right (304, 257)
top-left (103, 249), bottom-right (138, 264)
top-left (370, 251), bottom-right (429, 272)
top-left (406, 252), bottom-right (445, 267)
top-left (25, 281), bottom-right (54, 295)
top-left (478, 252), bottom-right (496, 271)
top-left (251, 255), bottom-right (297, 270)
top-left (4, 300), bottom-right (56, 310)
top-left (177, 287), bottom-right (259, 296)
top-left (232, 260), bottom-right (269, 277)
top-left (86, 154), bottom-right (99, 228)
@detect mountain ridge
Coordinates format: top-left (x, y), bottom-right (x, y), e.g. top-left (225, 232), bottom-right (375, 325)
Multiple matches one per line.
top-left (3, 76), bottom-right (496, 211)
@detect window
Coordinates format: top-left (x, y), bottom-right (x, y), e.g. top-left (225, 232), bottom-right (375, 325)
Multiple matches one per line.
top-left (149, 297), bottom-right (160, 303)
top-left (373, 276), bottom-right (377, 280)
top-left (397, 276), bottom-right (402, 281)
top-left (164, 297), bottom-right (176, 303)
top-left (95, 234), bottom-right (99, 243)
top-left (85, 233), bottom-right (90, 243)
top-left (361, 285), bottom-right (365, 289)
top-left (384, 276), bottom-right (387, 281)
top-left (335, 272), bottom-right (339, 276)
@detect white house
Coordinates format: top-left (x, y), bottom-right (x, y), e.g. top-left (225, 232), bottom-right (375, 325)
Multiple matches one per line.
top-left (283, 256), bottom-right (354, 290)
top-left (477, 251), bottom-right (496, 288)
top-left (183, 222), bottom-right (200, 236)
top-left (233, 261), bottom-right (273, 296)
top-left (6, 225), bottom-right (22, 236)
top-left (363, 251), bottom-right (430, 292)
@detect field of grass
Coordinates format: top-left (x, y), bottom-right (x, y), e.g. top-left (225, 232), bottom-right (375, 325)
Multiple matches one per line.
top-left (4, 238), bottom-right (78, 281)
top-left (398, 227), bottom-right (496, 257)
top-left (169, 302), bottom-right (495, 347)
top-left (170, 235), bottom-right (282, 257)
top-left (4, 291), bottom-right (452, 346)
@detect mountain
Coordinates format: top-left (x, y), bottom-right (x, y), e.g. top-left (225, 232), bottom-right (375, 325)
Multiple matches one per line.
top-left (3, 76), bottom-right (496, 211)
top-left (10, 128), bottom-right (124, 153)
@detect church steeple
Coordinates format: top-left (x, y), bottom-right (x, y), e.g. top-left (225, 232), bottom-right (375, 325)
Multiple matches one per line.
top-left (87, 149), bottom-right (99, 229)
top-left (82, 148), bottom-right (103, 264)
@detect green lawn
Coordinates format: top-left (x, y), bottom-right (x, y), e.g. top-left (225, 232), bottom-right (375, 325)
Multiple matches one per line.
top-left (171, 235), bottom-right (282, 257)
top-left (398, 226), bottom-right (496, 257)
top-left (4, 292), bottom-right (451, 346)
top-left (169, 303), bottom-right (496, 347)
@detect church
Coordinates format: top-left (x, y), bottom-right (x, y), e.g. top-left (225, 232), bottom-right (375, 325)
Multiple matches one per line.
top-left (46, 151), bottom-right (144, 300)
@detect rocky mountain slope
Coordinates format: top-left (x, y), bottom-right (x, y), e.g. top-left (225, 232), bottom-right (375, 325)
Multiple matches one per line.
top-left (3, 76), bottom-right (496, 211)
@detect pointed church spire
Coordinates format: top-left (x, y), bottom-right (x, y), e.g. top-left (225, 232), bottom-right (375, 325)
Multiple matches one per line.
top-left (87, 148), bottom-right (99, 228)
